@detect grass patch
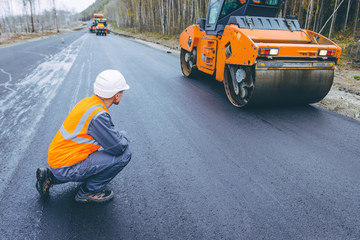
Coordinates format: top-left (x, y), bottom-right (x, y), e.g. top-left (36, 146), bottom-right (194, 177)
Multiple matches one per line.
top-left (0, 32), bottom-right (59, 45)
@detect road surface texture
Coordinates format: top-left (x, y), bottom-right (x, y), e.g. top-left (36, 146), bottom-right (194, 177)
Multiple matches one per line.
top-left (0, 29), bottom-right (360, 240)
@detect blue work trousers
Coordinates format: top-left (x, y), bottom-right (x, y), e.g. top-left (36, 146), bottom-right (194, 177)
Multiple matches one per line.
top-left (50, 147), bottom-right (131, 193)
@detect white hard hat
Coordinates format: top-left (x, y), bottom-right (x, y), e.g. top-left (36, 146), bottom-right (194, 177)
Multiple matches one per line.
top-left (94, 70), bottom-right (130, 98)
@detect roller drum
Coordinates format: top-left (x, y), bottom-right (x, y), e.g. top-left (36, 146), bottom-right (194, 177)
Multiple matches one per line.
top-left (250, 68), bottom-right (334, 106)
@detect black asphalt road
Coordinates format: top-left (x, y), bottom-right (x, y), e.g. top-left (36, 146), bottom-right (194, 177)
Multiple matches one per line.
top-left (0, 29), bottom-right (360, 240)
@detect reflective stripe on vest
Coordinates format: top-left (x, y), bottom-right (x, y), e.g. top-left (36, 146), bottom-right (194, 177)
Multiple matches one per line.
top-left (48, 95), bottom-right (109, 168)
top-left (59, 104), bottom-right (105, 145)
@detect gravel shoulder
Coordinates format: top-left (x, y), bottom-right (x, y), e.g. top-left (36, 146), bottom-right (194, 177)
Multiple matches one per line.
top-left (316, 68), bottom-right (360, 121)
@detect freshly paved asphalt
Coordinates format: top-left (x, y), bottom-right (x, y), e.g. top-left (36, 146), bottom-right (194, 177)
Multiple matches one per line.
top-left (0, 28), bottom-right (360, 239)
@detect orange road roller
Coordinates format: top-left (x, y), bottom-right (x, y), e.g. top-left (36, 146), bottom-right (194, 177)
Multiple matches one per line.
top-left (179, 0), bottom-right (341, 107)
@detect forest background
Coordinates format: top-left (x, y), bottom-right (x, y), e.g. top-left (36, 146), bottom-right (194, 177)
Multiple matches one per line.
top-left (1, 0), bottom-right (360, 63)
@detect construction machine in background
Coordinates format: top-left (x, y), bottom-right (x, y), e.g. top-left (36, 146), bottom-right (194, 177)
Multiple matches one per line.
top-left (89, 13), bottom-right (108, 36)
top-left (179, 0), bottom-right (341, 107)
top-left (89, 13), bottom-right (102, 33)
top-left (89, 22), bottom-right (96, 33)
top-left (96, 19), bottom-right (108, 36)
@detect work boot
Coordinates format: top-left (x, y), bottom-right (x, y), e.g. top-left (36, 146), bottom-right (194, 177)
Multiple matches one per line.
top-left (36, 168), bottom-right (53, 198)
top-left (75, 185), bottom-right (114, 203)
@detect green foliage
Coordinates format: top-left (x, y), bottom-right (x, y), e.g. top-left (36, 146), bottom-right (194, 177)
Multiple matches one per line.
top-left (80, 0), bottom-right (111, 21)
top-left (354, 76), bottom-right (360, 80)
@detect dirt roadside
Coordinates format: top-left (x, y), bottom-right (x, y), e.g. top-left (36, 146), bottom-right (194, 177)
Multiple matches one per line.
top-left (0, 23), bottom-right (86, 46)
top-left (317, 68), bottom-right (360, 121)
top-left (110, 29), bottom-right (360, 122)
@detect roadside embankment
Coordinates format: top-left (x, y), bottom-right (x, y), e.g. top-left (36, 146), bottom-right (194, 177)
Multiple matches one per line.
top-left (0, 22), bottom-right (87, 47)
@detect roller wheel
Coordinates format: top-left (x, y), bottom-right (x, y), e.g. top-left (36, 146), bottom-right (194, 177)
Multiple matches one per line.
top-left (180, 48), bottom-right (198, 77)
top-left (224, 65), bottom-right (254, 108)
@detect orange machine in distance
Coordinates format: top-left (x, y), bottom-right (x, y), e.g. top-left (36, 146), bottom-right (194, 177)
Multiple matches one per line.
top-left (89, 13), bottom-right (108, 36)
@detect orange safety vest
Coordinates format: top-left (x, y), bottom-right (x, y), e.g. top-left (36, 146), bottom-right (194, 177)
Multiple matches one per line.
top-left (48, 95), bottom-right (109, 168)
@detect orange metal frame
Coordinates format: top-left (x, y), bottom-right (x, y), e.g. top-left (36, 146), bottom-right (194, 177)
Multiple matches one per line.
top-left (179, 23), bottom-right (341, 82)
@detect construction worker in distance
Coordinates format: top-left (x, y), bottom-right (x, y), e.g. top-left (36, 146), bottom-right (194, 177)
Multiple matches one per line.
top-left (36, 69), bottom-right (132, 203)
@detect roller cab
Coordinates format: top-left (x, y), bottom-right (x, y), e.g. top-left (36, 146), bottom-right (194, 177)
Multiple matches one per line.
top-left (179, 0), bottom-right (341, 107)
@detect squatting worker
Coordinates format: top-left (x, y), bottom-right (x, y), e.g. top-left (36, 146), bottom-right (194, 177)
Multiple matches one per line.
top-left (36, 69), bottom-right (132, 203)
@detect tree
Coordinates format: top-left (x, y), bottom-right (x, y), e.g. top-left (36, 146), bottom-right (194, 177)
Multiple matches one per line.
top-left (329, 0), bottom-right (338, 38)
top-left (304, 0), bottom-right (314, 30)
top-left (28, 0), bottom-right (35, 32)
top-left (343, 0), bottom-right (351, 34)
top-left (298, 0), bottom-right (303, 26)
top-left (353, 0), bottom-right (360, 40)
top-left (315, 0), bottom-right (324, 32)
top-left (138, 0), bottom-right (142, 33)
top-left (52, 0), bottom-right (60, 33)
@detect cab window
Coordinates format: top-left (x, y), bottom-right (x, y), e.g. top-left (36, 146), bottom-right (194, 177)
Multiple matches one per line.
top-left (252, 0), bottom-right (279, 5)
top-left (219, 0), bottom-right (246, 19)
top-left (265, 0), bottom-right (279, 5)
top-left (208, 0), bottom-right (221, 24)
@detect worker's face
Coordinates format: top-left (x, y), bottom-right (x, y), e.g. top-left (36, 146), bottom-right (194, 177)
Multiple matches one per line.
top-left (113, 91), bottom-right (124, 105)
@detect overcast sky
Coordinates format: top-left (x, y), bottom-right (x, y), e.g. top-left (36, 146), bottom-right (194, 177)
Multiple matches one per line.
top-left (55, 0), bottom-right (97, 12)
top-left (2, 0), bottom-right (97, 15)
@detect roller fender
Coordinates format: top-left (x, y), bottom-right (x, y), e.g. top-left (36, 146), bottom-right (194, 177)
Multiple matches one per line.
top-left (179, 25), bottom-right (203, 52)
top-left (216, 25), bottom-right (257, 81)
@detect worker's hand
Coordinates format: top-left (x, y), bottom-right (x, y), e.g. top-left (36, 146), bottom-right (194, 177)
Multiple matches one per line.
top-left (119, 130), bottom-right (130, 142)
